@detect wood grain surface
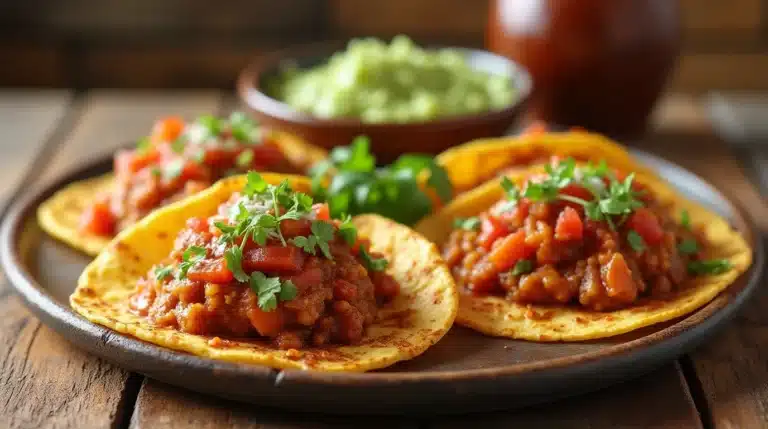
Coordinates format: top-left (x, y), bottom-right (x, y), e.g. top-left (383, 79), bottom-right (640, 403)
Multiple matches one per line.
top-left (0, 91), bottom-right (764, 428)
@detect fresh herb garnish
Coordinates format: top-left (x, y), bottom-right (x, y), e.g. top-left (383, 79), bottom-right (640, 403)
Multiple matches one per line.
top-left (511, 259), bottom-right (533, 276)
top-left (680, 209), bottom-right (691, 230)
top-left (359, 246), bottom-right (388, 272)
top-left (236, 149), bottom-right (254, 168)
top-left (337, 214), bottom-right (357, 245)
top-left (678, 239), bottom-right (699, 255)
top-left (150, 167), bottom-right (162, 178)
top-left (627, 230), bottom-right (646, 252)
top-left (688, 259), bottom-right (732, 275)
top-left (171, 137), bottom-right (186, 154)
top-left (154, 265), bottom-right (173, 281)
top-left (453, 216), bottom-right (481, 231)
top-left (176, 246), bottom-right (207, 279)
top-left (249, 272), bottom-right (297, 312)
top-left (197, 115), bottom-right (221, 138)
top-left (291, 220), bottom-right (335, 259)
top-left (309, 135), bottom-right (453, 225)
top-left (224, 246), bottom-right (249, 282)
top-left (136, 137), bottom-right (151, 154)
top-left (229, 111), bottom-right (259, 144)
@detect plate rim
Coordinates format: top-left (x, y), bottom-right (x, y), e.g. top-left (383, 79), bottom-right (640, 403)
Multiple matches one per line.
top-left (0, 151), bottom-right (763, 391)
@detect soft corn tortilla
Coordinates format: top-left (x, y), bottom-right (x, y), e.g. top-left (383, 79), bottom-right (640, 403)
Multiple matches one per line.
top-left (415, 165), bottom-right (752, 341)
top-left (71, 174), bottom-right (458, 371)
top-left (437, 130), bottom-right (657, 196)
top-left (38, 131), bottom-right (327, 256)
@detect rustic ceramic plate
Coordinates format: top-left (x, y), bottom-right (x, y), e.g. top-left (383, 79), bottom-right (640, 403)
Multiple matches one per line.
top-left (0, 151), bottom-right (763, 415)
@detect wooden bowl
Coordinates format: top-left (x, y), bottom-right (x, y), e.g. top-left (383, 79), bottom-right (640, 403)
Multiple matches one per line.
top-left (236, 43), bottom-right (532, 162)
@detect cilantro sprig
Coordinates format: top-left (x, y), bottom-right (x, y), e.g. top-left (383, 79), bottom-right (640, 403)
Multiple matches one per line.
top-left (249, 272), bottom-right (297, 311)
top-left (290, 220), bottom-right (334, 259)
top-left (453, 217), bottom-right (481, 231)
top-left (176, 246), bottom-right (207, 280)
top-left (309, 135), bottom-right (453, 226)
top-left (688, 259), bottom-right (732, 275)
top-left (359, 247), bottom-right (388, 272)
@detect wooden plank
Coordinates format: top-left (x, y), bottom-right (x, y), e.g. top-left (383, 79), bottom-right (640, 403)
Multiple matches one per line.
top-left (0, 91), bottom-right (224, 429)
top-left (681, 0), bottom-right (762, 34)
top-left (331, 0), bottom-right (487, 44)
top-left (0, 90), bottom-right (71, 206)
top-left (429, 364), bottom-right (702, 429)
top-left (0, 91), bottom-right (135, 429)
top-left (130, 379), bottom-right (418, 429)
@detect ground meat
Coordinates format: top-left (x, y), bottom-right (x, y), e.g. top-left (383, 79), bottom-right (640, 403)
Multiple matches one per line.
top-left (443, 198), bottom-right (692, 311)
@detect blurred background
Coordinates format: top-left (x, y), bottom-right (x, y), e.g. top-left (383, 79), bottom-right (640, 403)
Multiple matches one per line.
top-left (0, 0), bottom-right (765, 92)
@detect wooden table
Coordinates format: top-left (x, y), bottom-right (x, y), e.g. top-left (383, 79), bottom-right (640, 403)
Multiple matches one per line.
top-left (0, 90), bottom-right (766, 429)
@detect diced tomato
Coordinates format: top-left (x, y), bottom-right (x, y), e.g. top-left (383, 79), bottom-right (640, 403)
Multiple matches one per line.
top-left (79, 201), bottom-right (116, 236)
top-left (333, 279), bottom-right (359, 301)
top-left (603, 253), bottom-right (638, 302)
top-left (151, 116), bottom-right (185, 143)
top-left (628, 207), bottom-right (664, 245)
top-left (312, 203), bottom-right (330, 221)
top-left (497, 198), bottom-right (530, 224)
top-left (560, 184), bottom-right (593, 201)
top-left (478, 215), bottom-right (509, 250)
top-left (555, 206), bottom-right (584, 241)
top-left (488, 229), bottom-right (533, 271)
top-left (351, 238), bottom-right (371, 255)
top-left (200, 148), bottom-right (237, 168)
top-left (287, 267), bottom-right (323, 290)
top-left (247, 305), bottom-right (284, 337)
top-left (250, 140), bottom-right (286, 168)
top-left (279, 219), bottom-right (312, 238)
top-left (185, 217), bottom-right (209, 233)
top-left (371, 272), bottom-right (399, 300)
top-left (243, 246), bottom-right (306, 273)
top-left (187, 258), bottom-right (234, 283)
top-left (179, 160), bottom-right (210, 182)
top-left (114, 149), bottom-right (160, 177)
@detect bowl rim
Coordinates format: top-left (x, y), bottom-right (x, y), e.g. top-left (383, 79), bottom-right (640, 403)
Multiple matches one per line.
top-left (236, 41), bottom-right (533, 129)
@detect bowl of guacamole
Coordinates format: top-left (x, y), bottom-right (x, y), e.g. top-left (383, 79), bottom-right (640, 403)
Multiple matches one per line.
top-left (237, 36), bottom-right (532, 160)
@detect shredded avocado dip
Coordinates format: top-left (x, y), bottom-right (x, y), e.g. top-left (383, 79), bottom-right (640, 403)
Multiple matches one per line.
top-left (268, 36), bottom-right (516, 123)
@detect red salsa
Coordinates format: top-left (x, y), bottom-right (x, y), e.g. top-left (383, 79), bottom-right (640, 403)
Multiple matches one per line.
top-left (81, 113), bottom-right (303, 236)
top-left (443, 158), bottom-right (731, 311)
top-left (129, 173), bottom-right (399, 349)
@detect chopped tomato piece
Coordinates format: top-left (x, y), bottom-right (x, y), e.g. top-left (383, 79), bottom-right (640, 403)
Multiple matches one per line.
top-left (628, 208), bottom-right (664, 245)
top-left (312, 203), bottom-right (330, 221)
top-left (247, 305), bottom-right (284, 337)
top-left (333, 279), bottom-right (358, 301)
top-left (560, 184), bottom-right (593, 201)
top-left (478, 215), bottom-right (509, 250)
top-left (80, 201), bottom-right (116, 236)
top-left (200, 148), bottom-right (237, 168)
top-left (488, 230), bottom-right (533, 271)
top-left (279, 219), bottom-right (312, 238)
top-left (179, 160), bottom-right (210, 182)
top-left (555, 206), bottom-right (584, 241)
top-left (151, 116), bottom-right (185, 143)
top-left (602, 253), bottom-right (638, 302)
top-left (185, 217), bottom-right (209, 233)
top-left (114, 149), bottom-right (159, 177)
top-left (371, 272), bottom-right (399, 300)
top-left (243, 246), bottom-right (306, 273)
top-left (250, 140), bottom-right (286, 168)
top-left (187, 258), bottom-right (234, 283)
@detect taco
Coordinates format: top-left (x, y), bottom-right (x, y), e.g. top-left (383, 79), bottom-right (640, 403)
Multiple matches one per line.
top-left (436, 128), bottom-right (656, 196)
top-left (416, 158), bottom-right (752, 341)
top-left (71, 173), bottom-right (458, 371)
top-left (38, 113), bottom-right (327, 256)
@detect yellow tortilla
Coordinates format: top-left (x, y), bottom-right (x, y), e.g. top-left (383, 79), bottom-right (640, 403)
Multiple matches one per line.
top-left (437, 130), bottom-right (657, 196)
top-left (71, 174), bottom-right (458, 371)
top-left (415, 165), bottom-right (752, 341)
top-left (38, 131), bottom-right (327, 256)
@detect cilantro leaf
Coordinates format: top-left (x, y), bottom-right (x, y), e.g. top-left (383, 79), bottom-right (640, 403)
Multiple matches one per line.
top-left (154, 265), bottom-right (173, 281)
top-left (176, 246), bottom-right (207, 279)
top-left (681, 209), bottom-right (691, 230)
top-left (678, 238), bottom-right (699, 255)
top-left (391, 154), bottom-right (452, 204)
top-left (229, 111), bottom-right (258, 143)
top-left (224, 246), bottom-right (249, 282)
top-left (249, 272), bottom-right (296, 312)
top-left (627, 230), bottom-right (646, 252)
top-left (236, 149), bottom-right (254, 168)
top-left (453, 216), bottom-right (481, 231)
top-left (136, 137), bottom-right (151, 154)
top-left (243, 171), bottom-right (267, 197)
top-left (171, 137), bottom-right (185, 154)
top-left (290, 235), bottom-right (317, 255)
top-left (688, 259), bottom-right (732, 275)
top-left (311, 221), bottom-right (335, 259)
top-left (511, 259), bottom-right (533, 276)
top-left (279, 280), bottom-right (298, 301)
top-left (359, 247), bottom-right (388, 272)
top-left (331, 135), bottom-right (375, 173)
top-left (197, 115), bottom-right (221, 137)
top-left (338, 214), bottom-right (357, 245)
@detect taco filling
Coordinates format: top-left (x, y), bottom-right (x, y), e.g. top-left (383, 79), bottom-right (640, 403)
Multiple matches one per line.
top-left (129, 172), bottom-right (399, 350)
top-left (442, 158), bottom-right (733, 311)
top-left (81, 113), bottom-right (306, 236)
